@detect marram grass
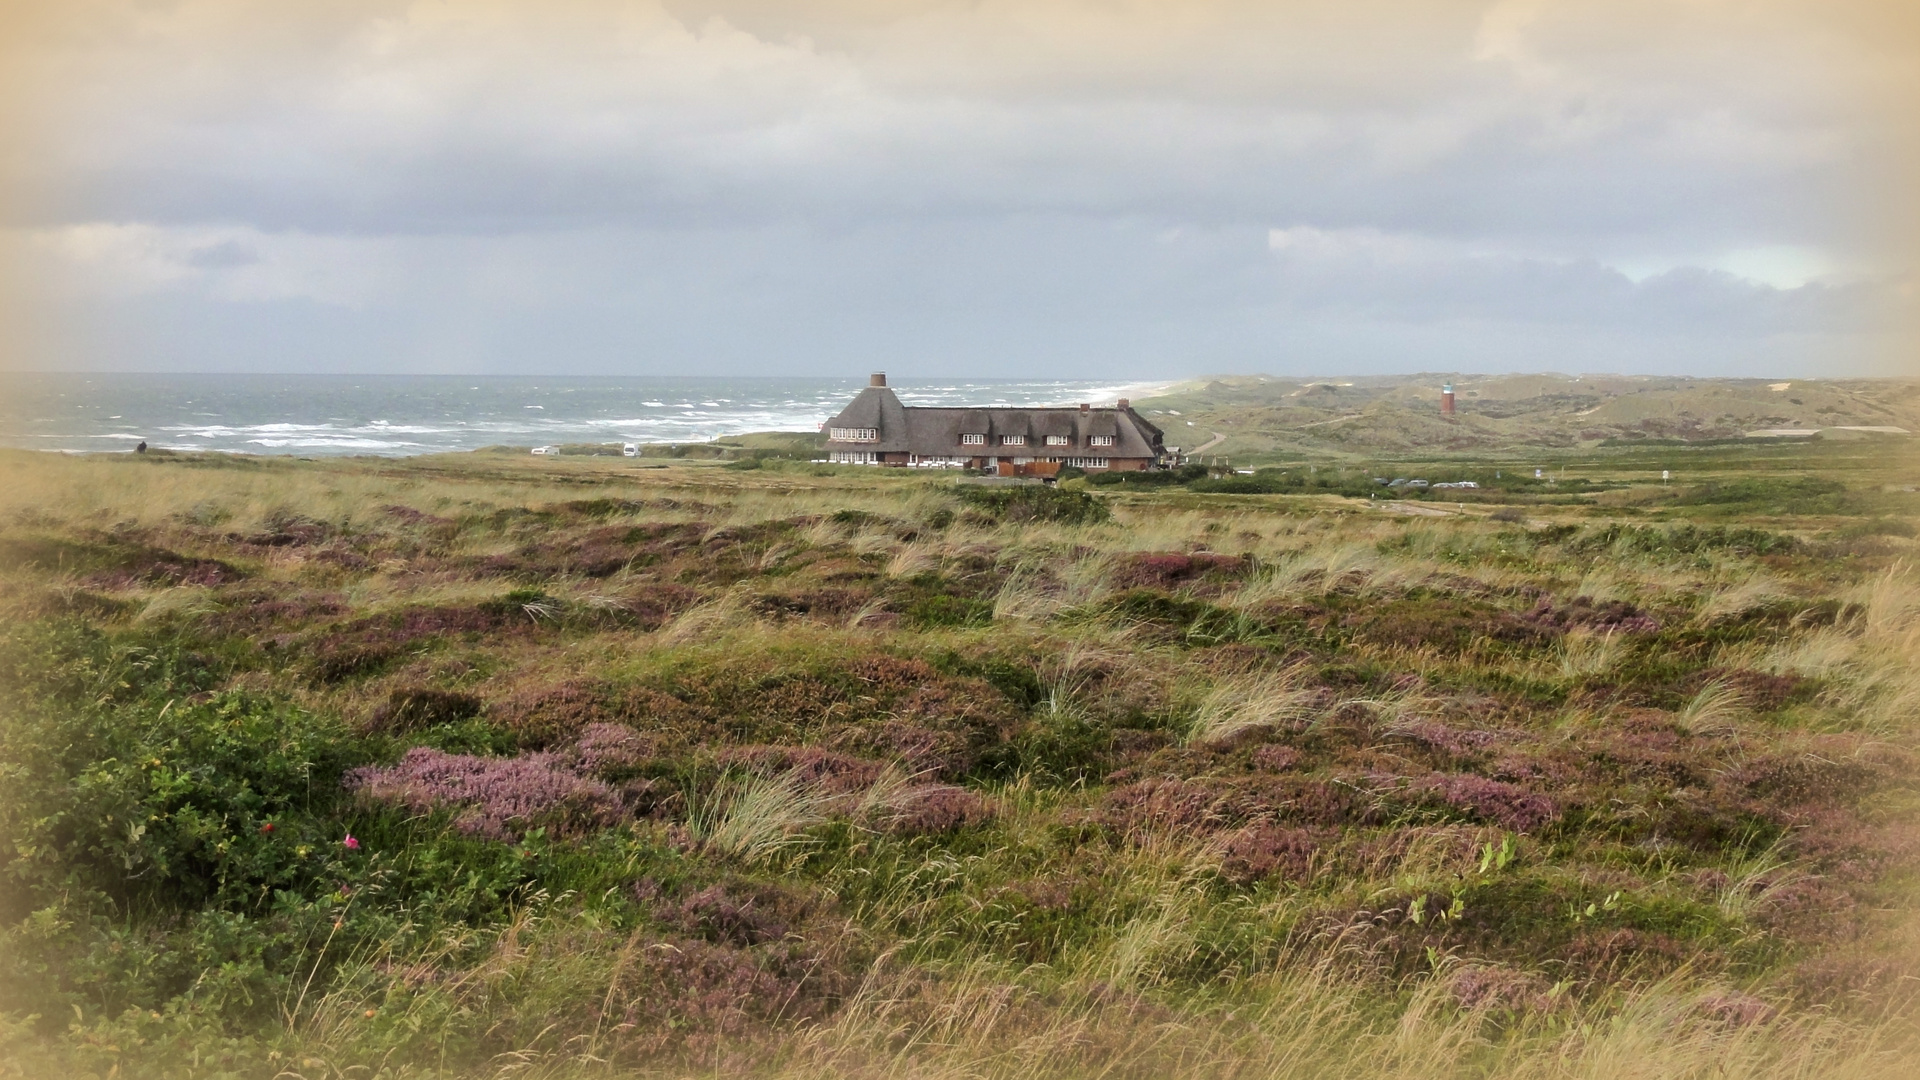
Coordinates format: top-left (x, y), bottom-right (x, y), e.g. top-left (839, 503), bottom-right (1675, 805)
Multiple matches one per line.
top-left (1, 444), bottom-right (1916, 1079)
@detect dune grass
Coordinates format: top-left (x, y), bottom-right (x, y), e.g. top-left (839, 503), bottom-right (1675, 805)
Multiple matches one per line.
top-left (0, 445), bottom-right (1916, 1078)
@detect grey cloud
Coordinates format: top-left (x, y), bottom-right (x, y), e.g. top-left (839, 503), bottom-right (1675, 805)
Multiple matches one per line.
top-left (3, 0), bottom-right (1908, 376)
top-left (184, 240), bottom-right (261, 269)
top-left (13, 2), bottom-right (1865, 245)
top-left (1262, 231), bottom-right (1885, 332)
top-left (24, 216), bottom-right (1894, 377)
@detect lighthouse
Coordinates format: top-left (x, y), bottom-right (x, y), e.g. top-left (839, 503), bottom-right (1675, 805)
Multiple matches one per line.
top-left (1441, 383), bottom-right (1456, 418)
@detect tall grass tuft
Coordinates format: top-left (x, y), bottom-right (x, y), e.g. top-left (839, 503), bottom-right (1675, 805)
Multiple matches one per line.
top-left (1698, 575), bottom-right (1793, 623)
top-left (686, 771), bottom-right (834, 864)
top-left (1184, 666), bottom-right (1316, 747)
top-left (1557, 628), bottom-right (1623, 678)
top-left (1678, 678), bottom-right (1749, 734)
top-left (657, 585), bottom-right (753, 644)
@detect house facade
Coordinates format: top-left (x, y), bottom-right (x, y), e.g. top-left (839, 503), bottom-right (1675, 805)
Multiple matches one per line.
top-left (822, 373), bottom-right (1167, 476)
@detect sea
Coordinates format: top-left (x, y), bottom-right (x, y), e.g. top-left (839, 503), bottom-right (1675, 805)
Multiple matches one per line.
top-left (0, 373), bottom-right (1165, 457)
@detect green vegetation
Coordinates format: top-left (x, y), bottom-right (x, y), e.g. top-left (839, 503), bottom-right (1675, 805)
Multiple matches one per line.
top-left (1, 439), bottom-right (1916, 1079)
top-left (1132, 373), bottom-right (1920, 459)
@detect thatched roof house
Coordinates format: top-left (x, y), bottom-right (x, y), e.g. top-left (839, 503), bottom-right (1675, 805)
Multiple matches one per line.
top-left (822, 373), bottom-right (1166, 476)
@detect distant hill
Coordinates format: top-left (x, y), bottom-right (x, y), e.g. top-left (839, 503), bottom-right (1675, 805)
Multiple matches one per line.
top-left (1133, 374), bottom-right (1920, 459)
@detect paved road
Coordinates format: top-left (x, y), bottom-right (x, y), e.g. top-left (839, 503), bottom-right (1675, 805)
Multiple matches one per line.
top-left (1189, 431), bottom-right (1229, 455)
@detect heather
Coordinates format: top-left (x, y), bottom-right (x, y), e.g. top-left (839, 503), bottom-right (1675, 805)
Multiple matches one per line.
top-left (0, 441), bottom-right (1917, 1079)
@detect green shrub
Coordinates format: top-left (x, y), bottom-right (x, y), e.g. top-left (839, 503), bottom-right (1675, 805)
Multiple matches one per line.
top-left (1671, 476), bottom-right (1845, 509)
top-left (0, 635), bottom-right (368, 919)
top-left (1570, 524), bottom-right (1799, 557)
top-left (953, 485), bottom-right (1110, 524)
top-left (906, 593), bottom-right (994, 629)
top-left (1186, 469), bottom-right (1380, 498)
top-left (1085, 463), bottom-right (1205, 487)
top-left (1097, 590), bottom-right (1277, 646)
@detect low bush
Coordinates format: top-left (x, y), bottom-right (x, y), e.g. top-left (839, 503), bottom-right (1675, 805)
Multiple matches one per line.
top-left (1570, 523), bottom-right (1800, 557)
top-left (1672, 476), bottom-right (1846, 511)
top-left (366, 687), bottom-right (485, 733)
top-left (905, 592), bottom-right (994, 628)
top-left (953, 485), bottom-right (1111, 524)
top-left (1085, 463), bottom-right (1208, 487)
top-left (1098, 589), bottom-right (1280, 647)
top-left (1187, 469), bottom-right (1381, 498)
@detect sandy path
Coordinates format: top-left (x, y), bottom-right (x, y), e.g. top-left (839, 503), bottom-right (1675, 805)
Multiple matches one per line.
top-left (1377, 501), bottom-right (1455, 516)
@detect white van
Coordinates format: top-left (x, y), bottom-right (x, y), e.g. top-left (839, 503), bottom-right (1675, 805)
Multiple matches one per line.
top-left (622, 443), bottom-right (639, 458)
top-left (531, 445), bottom-right (559, 456)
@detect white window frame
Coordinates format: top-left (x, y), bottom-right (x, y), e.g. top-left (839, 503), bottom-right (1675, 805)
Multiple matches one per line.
top-left (1045, 435), bottom-right (1070, 446)
top-left (960, 433), bottom-right (985, 446)
top-left (1089, 435), bottom-right (1115, 447)
top-left (828, 450), bottom-right (879, 464)
top-left (830, 427), bottom-right (878, 443)
top-left (1000, 434), bottom-right (1026, 446)
top-left (1062, 457), bottom-right (1110, 469)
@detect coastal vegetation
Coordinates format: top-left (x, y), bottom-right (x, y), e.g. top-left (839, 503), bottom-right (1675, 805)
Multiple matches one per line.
top-left (1137, 374), bottom-right (1920, 458)
top-left (1, 436), bottom-right (1916, 1078)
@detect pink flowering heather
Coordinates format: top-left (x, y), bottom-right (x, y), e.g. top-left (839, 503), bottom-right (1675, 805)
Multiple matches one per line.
top-left (573, 722), bottom-right (657, 778)
top-left (666, 884), bottom-right (791, 947)
top-left (1249, 745), bottom-right (1300, 772)
top-left (1390, 720), bottom-right (1505, 758)
top-left (718, 745), bottom-right (885, 795)
top-left (345, 746), bottom-right (625, 840)
top-left (1695, 990), bottom-right (1777, 1027)
top-left (1099, 778), bottom-right (1221, 835)
top-left (877, 785), bottom-right (995, 835)
top-left (1446, 965), bottom-right (1553, 1013)
top-left (1420, 773), bottom-right (1558, 832)
top-left (1220, 825), bottom-right (1324, 884)
top-left (1522, 597), bottom-right (1660, 635)
top-left (1109, 551), bottom-right (1248, 590)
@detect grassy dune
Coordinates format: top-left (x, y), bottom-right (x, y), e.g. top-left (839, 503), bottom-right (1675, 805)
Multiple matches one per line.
top-left (1135, 375), bottom-right (1920, 458)
top-left (1, 444), bottom-right (1917, 1079)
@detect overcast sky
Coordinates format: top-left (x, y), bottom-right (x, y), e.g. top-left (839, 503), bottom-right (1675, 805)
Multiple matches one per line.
top-left (2, 0), bottom-right (1914, 378)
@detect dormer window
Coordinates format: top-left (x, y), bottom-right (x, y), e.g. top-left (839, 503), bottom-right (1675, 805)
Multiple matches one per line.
top-left (1045, 435), bottom-right (1070, 446)
top-left (1089, 435), bottom-right (1114, 447)
top-left (830, 427), bottom-right (878, 442)
top-left (1000, 434), bottom-right (1026, 447)
top-left (960, 433), bottom-right (985, 446)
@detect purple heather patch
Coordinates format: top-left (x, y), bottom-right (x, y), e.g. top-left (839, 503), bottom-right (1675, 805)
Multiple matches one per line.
top-left (346, 746), bottom-right (625, 839)
top-left (1417, 772), bottom-right (1559, 832)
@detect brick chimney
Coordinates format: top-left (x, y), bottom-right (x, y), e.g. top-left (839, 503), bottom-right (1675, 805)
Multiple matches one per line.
top-left (1117, 398), bottom-right (1130, 409)
top-left (870, 372), bottom-right (887, 387)
top-left (1078, 402), bottom-right (1090, 413)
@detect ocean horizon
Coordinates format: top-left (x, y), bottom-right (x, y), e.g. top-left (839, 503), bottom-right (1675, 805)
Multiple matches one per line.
top-left (0, 373), bottom-right (1170, 457)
